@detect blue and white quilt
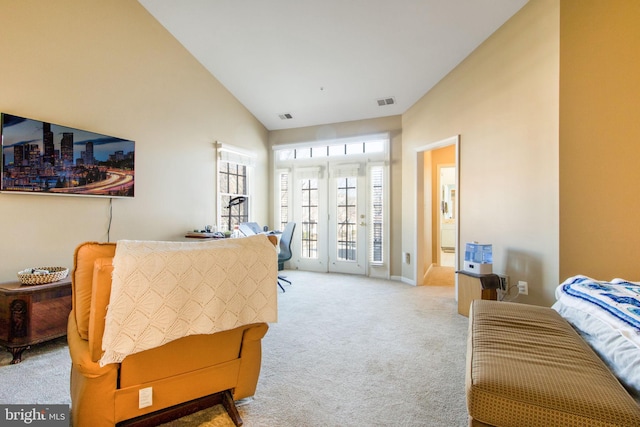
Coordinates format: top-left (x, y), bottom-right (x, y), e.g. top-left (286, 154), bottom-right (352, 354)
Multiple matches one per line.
top-left (555, 275), bottom-right (640, 349)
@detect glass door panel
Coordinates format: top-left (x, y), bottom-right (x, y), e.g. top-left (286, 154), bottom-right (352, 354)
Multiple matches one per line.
top-left (301, 178), bottom-right (319, 259)
top-left (329, 174), bottom-right (365, 274)
top-left (291, 172), bottom-right (327, 272)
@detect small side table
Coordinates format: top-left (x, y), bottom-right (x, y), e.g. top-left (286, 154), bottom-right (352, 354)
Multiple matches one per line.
top-left (457, 271), bottom-right (499, 317)
top-left (0, 277), bottom-right (72, 364)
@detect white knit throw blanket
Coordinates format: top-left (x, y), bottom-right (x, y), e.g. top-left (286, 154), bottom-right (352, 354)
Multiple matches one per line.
top-left (100, 235), bottom-right (278, 366)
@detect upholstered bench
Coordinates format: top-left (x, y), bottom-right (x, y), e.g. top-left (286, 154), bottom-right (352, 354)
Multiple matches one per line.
top-left (466, 300), bottom-right (640, 427)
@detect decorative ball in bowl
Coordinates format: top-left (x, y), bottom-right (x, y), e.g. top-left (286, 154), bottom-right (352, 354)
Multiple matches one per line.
top-left (17, 267), bottom-right (69, 286)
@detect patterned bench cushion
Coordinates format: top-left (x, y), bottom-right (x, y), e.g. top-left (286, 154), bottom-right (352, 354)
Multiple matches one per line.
top-left (466, 300), bottom-right (640, 427)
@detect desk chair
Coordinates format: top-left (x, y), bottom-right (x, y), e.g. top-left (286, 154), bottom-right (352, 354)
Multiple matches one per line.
top-left (277, 222), bottom-right (296, 292)
top-left (239, 223), bottom-right (257, 236)
top-left (242, 222), bottom-right (262, 234)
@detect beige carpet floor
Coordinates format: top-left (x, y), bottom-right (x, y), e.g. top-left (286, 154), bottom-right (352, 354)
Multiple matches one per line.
top-left (423, 265), bottom-right (455, 287)
top-left (0, 271), bottom-right (469, 427)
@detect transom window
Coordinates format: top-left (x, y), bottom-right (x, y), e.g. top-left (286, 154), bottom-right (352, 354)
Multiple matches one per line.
top-left (276, 139), bottom-right (386, 161)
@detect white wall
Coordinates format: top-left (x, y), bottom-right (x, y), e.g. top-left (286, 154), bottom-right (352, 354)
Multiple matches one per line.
top-left (0, 0), bottom-right (269, 280)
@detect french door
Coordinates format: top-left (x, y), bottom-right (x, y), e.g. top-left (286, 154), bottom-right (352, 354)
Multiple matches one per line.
top-left (292, 171), bottom-right (327, 272)
top-left (328, 167), bottom-right (366, 274)
top-left (290, 165), bottom-right (366, 274)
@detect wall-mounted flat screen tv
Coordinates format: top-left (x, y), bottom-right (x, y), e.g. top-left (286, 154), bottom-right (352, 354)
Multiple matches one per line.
top-left (1, 113), bottom-right (134, 198)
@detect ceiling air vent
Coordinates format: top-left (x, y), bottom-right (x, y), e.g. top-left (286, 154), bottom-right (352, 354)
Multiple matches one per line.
top-left (376, 97), bottom-right (396, 107)
top-left (279, 113), bottom-right (294, 120)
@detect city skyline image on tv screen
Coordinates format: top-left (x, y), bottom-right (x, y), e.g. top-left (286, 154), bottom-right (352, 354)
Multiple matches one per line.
top-left (1, 113), bottom-right (134, 198)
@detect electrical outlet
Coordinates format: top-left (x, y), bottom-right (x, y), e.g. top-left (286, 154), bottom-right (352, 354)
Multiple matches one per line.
top-left (518, 281), bottom-right (528, 295)
top-left (139, 387), bottom-right (153, 409)
top-left (498, 274), bottom-right (509, 291)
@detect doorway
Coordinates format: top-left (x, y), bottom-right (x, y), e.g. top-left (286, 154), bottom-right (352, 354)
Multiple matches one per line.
top-left (282, 162), bottom-right (388, 277)
top-left (274, 136), bottom-right (390, 277)
top-left (415, 136), bottom-right (459, 289)
top-left (328, 170), bottom-right (366, 274)
top-left (438, 165), bottom-right (456, 268)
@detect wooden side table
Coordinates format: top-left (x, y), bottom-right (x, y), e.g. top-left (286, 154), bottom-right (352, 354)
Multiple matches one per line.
top-left (0, 277), bottom-right (72, 364)
top-left (457, 271), bottom-right (499, 317)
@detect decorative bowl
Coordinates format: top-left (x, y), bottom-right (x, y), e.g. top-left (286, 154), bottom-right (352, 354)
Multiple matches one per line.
top-left (17, 267), bottom-right (69, 286)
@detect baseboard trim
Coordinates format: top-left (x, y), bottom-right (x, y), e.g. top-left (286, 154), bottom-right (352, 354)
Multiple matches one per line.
top-left (391, 275), bottom-right (416, 286)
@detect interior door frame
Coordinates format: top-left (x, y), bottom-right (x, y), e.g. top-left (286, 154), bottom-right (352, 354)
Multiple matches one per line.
top-left (414, 135), bottom-right (460, 294)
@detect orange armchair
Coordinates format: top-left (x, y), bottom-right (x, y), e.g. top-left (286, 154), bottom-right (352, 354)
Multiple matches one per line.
top-left (67, 240), bottom-right (275, 426)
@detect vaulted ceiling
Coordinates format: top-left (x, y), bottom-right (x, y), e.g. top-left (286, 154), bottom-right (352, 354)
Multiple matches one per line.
top-left (138, 0), bottom-right (529, 131)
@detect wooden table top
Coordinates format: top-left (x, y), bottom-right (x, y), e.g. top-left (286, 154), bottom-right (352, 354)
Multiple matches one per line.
top-left (0, 276), bottom-right (72, 293)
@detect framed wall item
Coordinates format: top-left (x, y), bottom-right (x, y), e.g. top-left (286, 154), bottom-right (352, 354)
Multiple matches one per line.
top-left (1, 113), bottom-right (135, 198)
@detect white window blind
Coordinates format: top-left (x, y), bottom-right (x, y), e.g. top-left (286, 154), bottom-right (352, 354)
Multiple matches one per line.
top-left (370, 166), bottom-right (384, 264)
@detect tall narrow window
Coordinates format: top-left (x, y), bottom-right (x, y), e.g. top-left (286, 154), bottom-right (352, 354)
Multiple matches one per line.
top-left (301, 178), bottom-right (318, 259)
top-left (219, 161), bottom-right (248, 232)
top-left (370, 166), bottom-right (384, 264)
top-left (217, 144), bottom-right (254, 232)
top-left (279, 172), bottom-right (289, 231)
top-left (336, 177), bottom-right (357, 261)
